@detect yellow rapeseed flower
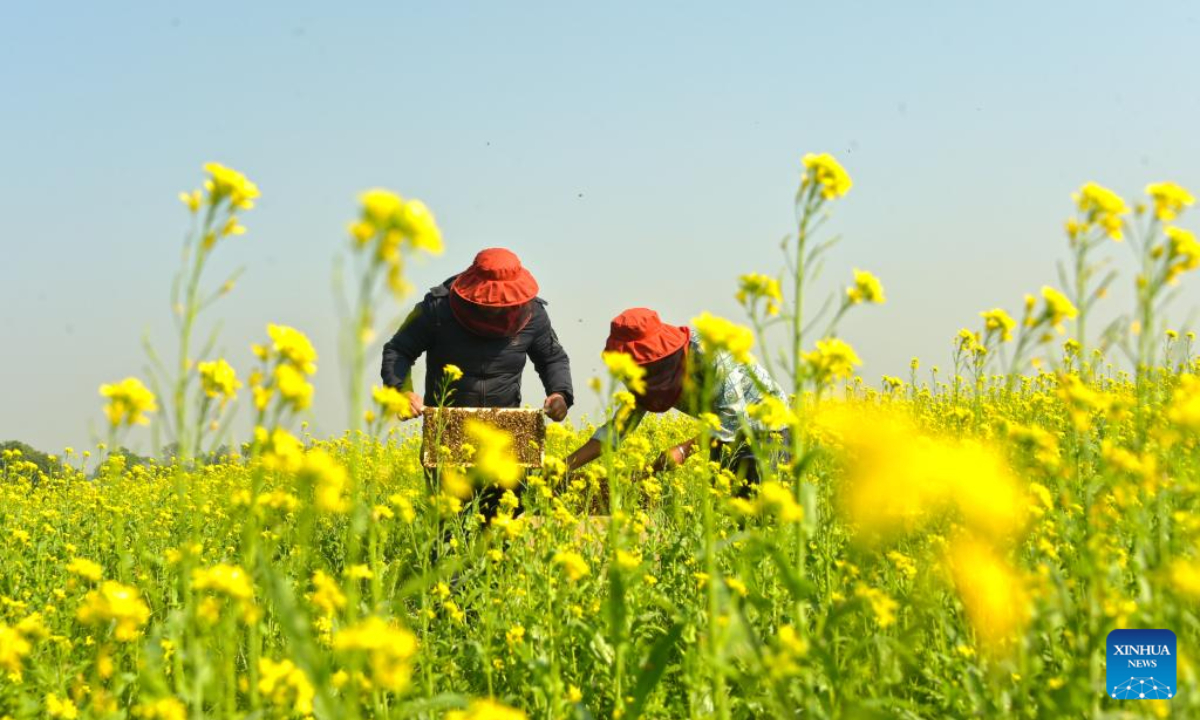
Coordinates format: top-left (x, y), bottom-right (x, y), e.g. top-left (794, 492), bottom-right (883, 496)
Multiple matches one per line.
top-left (132, 697), bottom-right (187, 720)
top-left (273, 364), bottom-right (314, 411)
top-left (980, 308), bottom-right (1016, 342)
top-left (298, 449), bottom-right (350, 513)
top-left (737, 273), bottom-right (783, 316)
top-left (1057, 374), bottom-right (1109, 431)
top-left (203, 162), bottom-right (260, 210)
top-left (446, 699), bottom-right (528, 720)
top-left (332, 616), bottom-right (419, 691)
top-left (45, 693), bottom-right (79, 719)
top-left (178, 189), bottom-right (202, 213)
top-left (615, 550), bottom-right (642, 570)
top-left (66, 557), bottom-right (103, 582)
top-left (846, 269), bottom-right (885, 305)
top-left (309, 570), bottom-right (347, 616)
top-left (946, 536), bottom-right (1029, 654)
top-left (373, 385), bottom-right (414, 419)
top-left (99, 377), bottom-right (158, 427)
top-left (854, 584), bottom-right (898, 628)
top-left (1164, 226), bottom-right (1200, 284)
top-left (76, 581), bottom-right (151, 641)
top-left (756, 481), bottom-right (804, 523)
top-left (255, 426), bottom-right (305, 473)
top-left (258, 658), bottom-right (315, 716)
top-left (1167, 374), bottom-right (1200, 432)
top-left (464, 419), bottom-right (522, 489)
top-left (1038, 287), bottom-right (1078, 331)
top-left (803, 338), bottom-right (861, 384)
top-left (1073, 181), bottom-right (1127, 240)
top-left (1145, 181), bottom-right (1195, 222)
top-left (1169, 558), bottom-right (1200, 600)
top-left (886, 551), bottom-right (918, 580)
top-left (955, 328), bottom-right (986, 358)
top-left (553, 550), bottom-right (590, 581)
top-left (352, 189), bottom-right (444, 297)
top-left (801, 153), bottom-right (853, 199)
top-left (692, 312), bottom-right (754, 364)
top-left (361, 189), bottom-right (405, 226)
top-left (197, 359), bottom-right (241, 405)
top-left (0, 623), bottom-right (32, 679)
top-left (400, 199), bottom-right (443, 255)
top-left (601, 351), bottom-right (647, 395)
top-left (220, 216), bottom-right (246, 238)
top-left (267, 324), bottom-right (318, 375)
top-left (746, 396), bottom-right (798, 430)
top-left (191, 564), bottom-right (254, 601)
top-left (819, 407), bottom-right (1025, 542)
top-left (505, 624), bottom-right (525, 647)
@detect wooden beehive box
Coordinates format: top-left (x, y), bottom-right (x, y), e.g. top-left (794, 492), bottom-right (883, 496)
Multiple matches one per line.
top-left (421, 407), bottom-right (545, 469)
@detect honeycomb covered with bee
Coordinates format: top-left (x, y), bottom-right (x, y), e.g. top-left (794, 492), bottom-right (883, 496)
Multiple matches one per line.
top-left (421, 407), bottom-right (545, 468)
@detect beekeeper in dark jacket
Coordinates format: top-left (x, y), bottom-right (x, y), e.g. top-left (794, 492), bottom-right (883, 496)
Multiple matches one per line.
top-left (381, 247), bottom-right (573, 420)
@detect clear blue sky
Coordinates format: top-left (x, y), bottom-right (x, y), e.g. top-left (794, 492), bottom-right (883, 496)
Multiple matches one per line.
top-left (2, 1), bottom-right (1199, 452)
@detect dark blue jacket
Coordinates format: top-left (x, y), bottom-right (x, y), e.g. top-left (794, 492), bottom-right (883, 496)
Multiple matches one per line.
top-left (381, 277), bottom-right (574, 408)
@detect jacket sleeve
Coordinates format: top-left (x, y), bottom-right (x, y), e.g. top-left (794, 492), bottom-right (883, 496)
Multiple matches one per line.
top-left (381, 303), bottom-right (433, 392)
top-left (529, 304), bottom-right (575, 407)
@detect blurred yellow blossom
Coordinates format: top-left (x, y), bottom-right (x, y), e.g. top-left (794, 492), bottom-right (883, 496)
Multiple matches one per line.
top-left (66, 557), bottom-right (103, 582)
top-left (265, 324), bottom-right (318, 374)
top-left (298, 449), bottom-right (350, 513)
top-left (309, 571), bottom-right (347, 616)
top-left (946, 536), bottom-right (1029, 654)
top-left (602, 351), bottom-right (647, 395)
top-left (553, 550), bottom-right (590, 581)
top-left (373, 385), bottom-right (414, 419)
top-left (203, 162), bottom-right (260, 211)
top-left (737, 273), bottom-right (783, 315)
top-left (804, 338), bottom-right (861, 384)
top-left (854, 584), bottom-right (898, 628)
top-left (197, 359), bottom-right (241, 405)
top-left (846, 269), bottom-right (885, 305)
top-left (1145, 181), bottom-right (1194, 222)
top-left (99, 377), bottom-right (158, 427)
top-left (980, 308), bottom-right (1016, 342)
top-left (45, 693), bottom-right (78, 719)
top-left (133, 697), bottom-right (187, 720)
top-left (76, 581), bottom-right (150, 642)
top-left (446, 699), bottom-right (527, 720)
top-left (692, 312), bottom-right (754, 364)
top-left (332, 616), bottom-right (418, 691)
top-left (1073, 182), bottom-right (1127, 240)
top-left (464, 419), bottom-right (522, 489)
top-left (802, 153), bottom-right (852, 199)
top-left (258, 658), bottom-right (315, 716)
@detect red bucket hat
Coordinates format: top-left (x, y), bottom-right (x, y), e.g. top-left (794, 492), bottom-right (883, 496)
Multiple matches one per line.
top-left (605, 308), bottom-right (690, 365)
top-left (451, 248), bottom-right (539, 307)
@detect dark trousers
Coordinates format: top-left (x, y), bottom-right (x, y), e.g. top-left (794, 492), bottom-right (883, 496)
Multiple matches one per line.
top-left (709, 431), bottom-right (791, 498)
top-left (423, 464), bottom-right (525, 522)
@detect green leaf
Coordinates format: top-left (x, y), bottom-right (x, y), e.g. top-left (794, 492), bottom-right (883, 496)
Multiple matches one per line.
top-left (624, 621), bottom-right (684, 720)
top-left (763, 541), bottom-right (817, 603)
top-left (392, 692), bottom-right (471, 717)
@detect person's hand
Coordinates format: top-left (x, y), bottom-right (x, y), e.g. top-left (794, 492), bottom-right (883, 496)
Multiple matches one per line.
top-left (404, 391), bottom-right (425, 420)
top-left (650, 448), bottom-right (678, 474)
top-left (543, 393), bottom-right (568, 422)
top-left (650, 441), bottom-right (694, 474)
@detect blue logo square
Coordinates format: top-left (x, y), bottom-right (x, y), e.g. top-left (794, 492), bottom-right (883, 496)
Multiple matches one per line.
top-left (1107, 629), bottom-right (1176, 700)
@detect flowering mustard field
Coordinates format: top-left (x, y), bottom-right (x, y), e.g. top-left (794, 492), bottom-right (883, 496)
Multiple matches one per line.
top-left (2, 158), bottom-right (1199, 719)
